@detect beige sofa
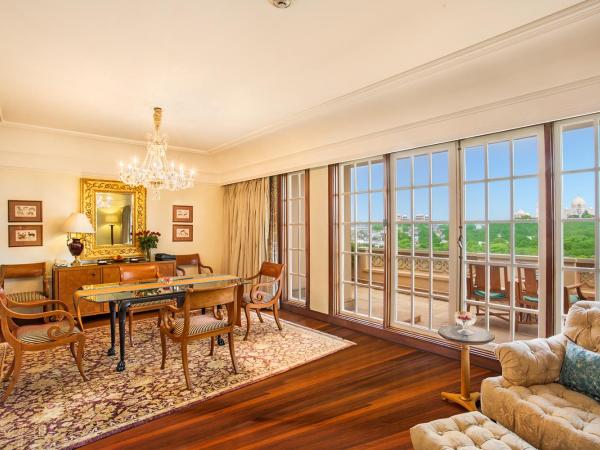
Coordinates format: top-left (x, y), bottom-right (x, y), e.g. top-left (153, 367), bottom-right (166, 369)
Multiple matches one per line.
top-left (481, 301), bottom-right (600, 450)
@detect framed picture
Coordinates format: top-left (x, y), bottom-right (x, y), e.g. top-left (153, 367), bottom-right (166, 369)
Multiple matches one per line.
top-left (8, 225), bottom-right (43, 247)
top-left (172, 205), bottom-right (193, 223)
top-left (172, 224), bottom-right (193, 242)
top-left (8, 200), bottom-right (43, 222)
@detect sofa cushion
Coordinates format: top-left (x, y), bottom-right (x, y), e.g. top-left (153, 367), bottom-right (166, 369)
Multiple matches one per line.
top-left (563, 301), bottom-right (600, 352)
top-left (410, 411), bottom-right (535, 450)
top-left (560, 340), bottom-right (600, 403)
top-left (495, 335), bottom-right (567, 387)
top-left (482, 376), bottom-right (600, 450)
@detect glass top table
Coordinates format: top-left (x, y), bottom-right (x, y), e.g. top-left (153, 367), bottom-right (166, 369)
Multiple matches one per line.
top-left (74, 274), bottom-right (243, 372)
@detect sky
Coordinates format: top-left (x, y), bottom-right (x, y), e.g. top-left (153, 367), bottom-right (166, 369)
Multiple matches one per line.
top-left (346, 127), bottom-right (597, 223)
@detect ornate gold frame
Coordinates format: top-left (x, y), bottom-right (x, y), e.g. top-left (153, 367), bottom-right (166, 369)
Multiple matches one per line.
top-left (80, 178), bottom-right (146, 259)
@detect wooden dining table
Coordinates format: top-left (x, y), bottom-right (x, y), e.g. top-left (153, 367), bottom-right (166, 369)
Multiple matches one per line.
top-left (74, 274), bottom-right (244, 372)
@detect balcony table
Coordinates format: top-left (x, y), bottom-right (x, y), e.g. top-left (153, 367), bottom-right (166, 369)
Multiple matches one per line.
top-left (74, 274), bottom-right (243, 372)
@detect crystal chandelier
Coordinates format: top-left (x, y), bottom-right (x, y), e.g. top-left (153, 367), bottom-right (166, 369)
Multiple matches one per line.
top-left (119, 107), bottom-right (195, 199)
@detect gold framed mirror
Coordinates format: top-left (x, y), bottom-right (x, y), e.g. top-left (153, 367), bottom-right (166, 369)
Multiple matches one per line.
top-left (80, 178), bottom-right (146, 259)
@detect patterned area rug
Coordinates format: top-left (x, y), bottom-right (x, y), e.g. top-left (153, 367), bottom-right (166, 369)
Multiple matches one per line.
top-left (0, 315), bottom-right (353, 449)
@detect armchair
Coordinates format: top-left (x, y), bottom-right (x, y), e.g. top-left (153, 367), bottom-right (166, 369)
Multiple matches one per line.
top-left (175, 254), bottom-right (213, 276)
top-left (159, 284), bottom-right (238, 389)
top-left (0, 289), bottom-right (87, 402)
top-left (0, 262), bottom-right (49, 306)
top-left (242, 262), bottom-right (285, 340)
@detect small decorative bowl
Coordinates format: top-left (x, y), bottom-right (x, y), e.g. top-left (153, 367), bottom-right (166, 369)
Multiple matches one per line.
top-left (454, 311), bottom-right (476, 335)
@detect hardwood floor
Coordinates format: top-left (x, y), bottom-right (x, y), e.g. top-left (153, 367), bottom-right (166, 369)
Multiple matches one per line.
top-left (82, 310), bottom-right (498, 450)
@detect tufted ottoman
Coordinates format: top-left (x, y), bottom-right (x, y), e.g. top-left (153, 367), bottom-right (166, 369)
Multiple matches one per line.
top-left (410, 411), bottom-right (536, 450)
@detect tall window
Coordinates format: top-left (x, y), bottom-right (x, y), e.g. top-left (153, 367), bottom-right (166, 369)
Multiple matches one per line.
top-left (338, 158), bottom-right (385, 321)
top-left (283, 171), bottom-right (308, 304)
top-left (555, 115), bottom-right (599, 327)
top-left (461, 127), bottom-right (545, 343)
top-left (391, 144), bottom-right (457, 331)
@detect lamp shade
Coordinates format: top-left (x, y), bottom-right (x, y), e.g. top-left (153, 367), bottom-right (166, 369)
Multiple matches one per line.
top-left (63, 213), bottom-right (94, 234)
top-left (104, 214), bottom-right (119, 224)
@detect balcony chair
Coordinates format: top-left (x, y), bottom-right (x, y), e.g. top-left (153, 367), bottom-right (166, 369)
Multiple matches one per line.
top-left (119, 264), bottom-right (176, 346)
top-left (563, 282), bottom-right (591, 315)
top-left (467, 264), bottom-right (510, 322)
top-left (516, 267), bottom-right (540, 330)
top-left (0, 289), bottom-right (87, 402)
top-left (0, 262), bottom-right (49, 310)
top-left (242, 262), bottom-right (285, 340)
top-left (175, 254), bottom-right (213, 276)
top-left (159, 284), bottom-right (238, 389)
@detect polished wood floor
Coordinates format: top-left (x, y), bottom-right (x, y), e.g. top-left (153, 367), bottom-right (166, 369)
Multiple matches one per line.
top-left (82, 310), bottom-right (497, 450)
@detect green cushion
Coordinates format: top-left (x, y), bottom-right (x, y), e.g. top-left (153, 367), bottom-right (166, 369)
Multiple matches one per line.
top-left (560, 340), bottom-right (600, 402)
top-left (569, 294), bottom-right (582, 304)
top-left (523, 295), bottom-right (539, 303)
top-left (473, 289), bottom-right (505, 299)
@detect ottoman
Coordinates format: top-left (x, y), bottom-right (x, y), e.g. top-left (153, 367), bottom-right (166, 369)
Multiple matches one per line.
top-left (410, 411), bottom-right (535, 450)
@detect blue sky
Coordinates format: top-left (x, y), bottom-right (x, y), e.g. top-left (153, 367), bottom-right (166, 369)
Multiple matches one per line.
top-left (348, 127), bottom-right (596, 223)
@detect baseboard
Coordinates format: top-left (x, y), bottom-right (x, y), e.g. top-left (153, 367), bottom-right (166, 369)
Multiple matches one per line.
top-left (282, 303), bottom-right (501, 372)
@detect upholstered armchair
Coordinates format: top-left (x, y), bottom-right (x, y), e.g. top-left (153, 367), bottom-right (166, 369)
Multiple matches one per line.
top-left (0, 289), bottom-right (87, 402)
top-left (159, 284), bottom-right (238, 389)
top-left (481, 301), bottom-right (600, 450)
top-left (242, 262), bottom-right (285, 340)
top-left (0, 262), bottom-right (49, 307)
top-left (119, 264), bottom-right (176, 346)
top-left (175, 254), bottom-right (213, 276)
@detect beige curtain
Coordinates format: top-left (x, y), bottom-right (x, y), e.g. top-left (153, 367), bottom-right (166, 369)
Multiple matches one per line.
top-left (223, 177), bottom-right (270, 278)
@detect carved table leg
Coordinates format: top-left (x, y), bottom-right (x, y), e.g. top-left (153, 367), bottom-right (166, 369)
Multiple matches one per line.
top-left (108, 301), bottom-right (116, 356)
top-left (116, 302), bottom-right (128, 372)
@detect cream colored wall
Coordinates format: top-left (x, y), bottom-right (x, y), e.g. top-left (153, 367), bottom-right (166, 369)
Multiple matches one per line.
top-left (308, 167), bottom-right (329, 314)
top-left (0, 166), bottom-right (224, 273)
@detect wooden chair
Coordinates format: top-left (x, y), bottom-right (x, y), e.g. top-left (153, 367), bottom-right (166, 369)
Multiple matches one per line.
top-left (119, 264), bottom-right (176, 346)
top-left (0, 288), bottom-right (87, 402)
top-left (0, 262), bottom-right (49, 307)
top-left (466, 264), bottom-right (510, 321)
top-left (564, 282), bottom-right (588, 314)
top-left (176, 254), bottom-right (213, 276)
top-left (516, 267), bottom-right (539, 330)
top-left (159, 284), bottom-right (238, 389)
top-left (242, 262), bottom-right (285, 340)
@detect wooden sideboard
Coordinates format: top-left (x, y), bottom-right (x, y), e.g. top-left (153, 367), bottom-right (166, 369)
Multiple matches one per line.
top-left (52, 261), bottom-right (176, 317)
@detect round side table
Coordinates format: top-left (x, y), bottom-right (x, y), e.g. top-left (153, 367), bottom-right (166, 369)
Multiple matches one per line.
top-left (438, 325), bottom-right (495, 411)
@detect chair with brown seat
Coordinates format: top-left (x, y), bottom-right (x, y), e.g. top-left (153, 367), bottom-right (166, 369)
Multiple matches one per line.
top-left (242, 262), bottom-right (285, 341)
top-left (175, 254), bottom-right (213, 276)
top-left (466, 264), bottom-right (510, 323)
top-left (119, 263), bottom-right (176, 346)
top-left (0, 288), bottom-right (87, 401)
top-left (0, 262), bottom-right (49, 307)
top-left (159, 284), bottom-right (238, 389)
top-left (515, 267), bottom-right (540, 330)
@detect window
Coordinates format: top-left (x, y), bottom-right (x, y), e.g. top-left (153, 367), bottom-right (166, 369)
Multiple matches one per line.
top-left (283, 171), bottom-right (308, 304)
top-left (461, 127), bottom-right (545, 343)
top-left (390, 144), bottom-right (458, 332)
top-left (555, 115), bottom-right (600, 327)
top-left (338, 158), bottom-right (385, 321)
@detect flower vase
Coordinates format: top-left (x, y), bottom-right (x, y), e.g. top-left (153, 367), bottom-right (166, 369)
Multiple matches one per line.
top-left (145, 248), bottom-right (152, 261)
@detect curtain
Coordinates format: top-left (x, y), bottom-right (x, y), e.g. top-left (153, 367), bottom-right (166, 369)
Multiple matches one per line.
top-left (223, 177), bottom-right (271, 278)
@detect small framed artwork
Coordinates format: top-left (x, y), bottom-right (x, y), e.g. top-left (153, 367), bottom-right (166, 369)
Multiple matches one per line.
top-left (8, 225), bottom-right (43, 247)
top-left (172, 224), bottom-right (193, 242)
top-left (172, 205), bottom-right (193, 223)
top-left (8, 200), bottom-right (43, 222)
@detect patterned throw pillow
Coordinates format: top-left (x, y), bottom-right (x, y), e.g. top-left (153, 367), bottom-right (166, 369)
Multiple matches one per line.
top-left (559, 340), bottom-right (600, 402)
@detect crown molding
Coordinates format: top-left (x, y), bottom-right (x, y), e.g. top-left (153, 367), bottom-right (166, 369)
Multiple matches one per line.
top-left (219, 74), bottom-right (600, 184)
top-left (0, 120), bottom-right (210, 155)
top-left (207, 0), bottom-right (600, 155)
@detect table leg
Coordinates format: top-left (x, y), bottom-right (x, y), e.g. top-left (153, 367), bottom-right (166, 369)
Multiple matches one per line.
top-left (107, 302), bottom-right (116, 356)
top-left (235, 284), bottom-right (243, 327)
top-left (116, 302), bottom-right (128, 372)
top-left (441, 344), bottom-right (479, 411)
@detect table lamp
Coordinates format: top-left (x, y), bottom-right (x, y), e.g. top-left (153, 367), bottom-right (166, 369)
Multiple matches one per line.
top-left (105, 214), bottom-right (119, 245)
top-left (63, 212), bottom-right (95, 266)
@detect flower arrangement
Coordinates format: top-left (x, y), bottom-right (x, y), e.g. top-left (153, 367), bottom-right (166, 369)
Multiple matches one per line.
top-left (454, 310), bottom-right (476, 335)
top-left (136, 230), bottom-right (161, 260)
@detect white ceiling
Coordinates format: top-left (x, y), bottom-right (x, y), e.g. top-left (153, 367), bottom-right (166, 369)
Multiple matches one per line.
top-left (0, 0), bottom-right (582, 153)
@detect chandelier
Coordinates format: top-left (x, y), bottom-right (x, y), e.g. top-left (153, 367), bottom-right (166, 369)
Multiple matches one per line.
top-left (119, 107), bottom-right (195, 199)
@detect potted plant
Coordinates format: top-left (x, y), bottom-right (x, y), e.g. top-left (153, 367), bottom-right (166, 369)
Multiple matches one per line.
top-left (136, 230), bottom-right (161, 261)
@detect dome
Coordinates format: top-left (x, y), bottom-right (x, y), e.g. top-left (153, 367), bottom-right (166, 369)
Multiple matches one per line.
top-left (572, 196), bottom-right (586, 208)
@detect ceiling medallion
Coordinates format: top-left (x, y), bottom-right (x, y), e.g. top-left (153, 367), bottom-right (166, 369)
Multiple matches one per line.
top-left (272, 0), bottom-right (292, 8)
top-left (119, 107), bottom-right (195, 199)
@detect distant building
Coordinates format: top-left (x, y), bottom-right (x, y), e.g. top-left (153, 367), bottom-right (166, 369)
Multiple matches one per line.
top-left (564, 196), bottom-right (594, 218)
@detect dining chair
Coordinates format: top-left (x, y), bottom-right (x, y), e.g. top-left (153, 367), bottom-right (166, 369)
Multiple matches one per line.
top-left (119, 263), bottom-right (176, 346)
top-left (466, 264), bottom-right (510, 322)
top-left (175, 254), bottom-right (213, 276)
top-left (0, 288), bottom-right (87, 402)
top-left (242, 262), bottom-right (285, 340)
top-left (0, 262), bottom-right (49, 308)
top-left (515, 267), bottom-right (539, 330)
top-left (159, 284), bottom-right (238, 389)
